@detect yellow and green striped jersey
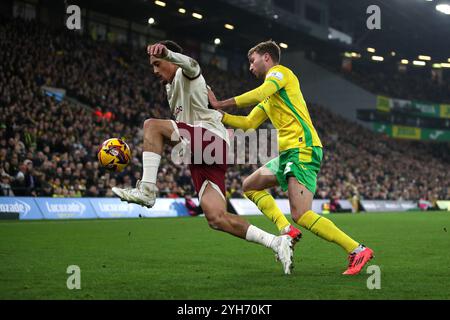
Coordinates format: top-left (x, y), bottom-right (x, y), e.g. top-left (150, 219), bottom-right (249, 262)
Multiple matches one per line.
top-left (226, 64), bottom-right (322, 152)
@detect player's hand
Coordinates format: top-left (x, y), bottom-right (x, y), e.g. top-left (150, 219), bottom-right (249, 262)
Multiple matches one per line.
top-left (207, 87), bottom-right (222, 109)
top-left (147, 43), bottom-right (168, 58)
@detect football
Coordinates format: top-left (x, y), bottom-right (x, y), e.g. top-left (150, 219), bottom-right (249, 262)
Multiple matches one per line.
top-left (97, 138), bottom-right (131, 172)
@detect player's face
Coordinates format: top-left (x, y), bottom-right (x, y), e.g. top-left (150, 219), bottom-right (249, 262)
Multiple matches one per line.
top-left (150, 56), bottom-right (176, 84)
top-left (248, 52), bottom-right (267, 79)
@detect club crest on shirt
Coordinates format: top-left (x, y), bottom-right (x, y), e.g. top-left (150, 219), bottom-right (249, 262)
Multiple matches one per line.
top-left (175, 105), bottom-right (183, 117)
top-left (189, 58), bottom-right (198, 68)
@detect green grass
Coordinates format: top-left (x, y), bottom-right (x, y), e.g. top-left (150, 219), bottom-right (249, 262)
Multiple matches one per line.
top-left (0, 211), bottom-right (449, 299)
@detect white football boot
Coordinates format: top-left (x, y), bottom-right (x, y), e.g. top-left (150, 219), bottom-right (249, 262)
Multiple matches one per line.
top-left (272, 235), bottom-right (294, 275)
top-left (112, 180), bottom-right (158, 208)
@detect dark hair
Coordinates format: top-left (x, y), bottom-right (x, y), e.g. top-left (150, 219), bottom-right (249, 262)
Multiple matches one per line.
top-left (158, 40), bottom-right (183, 53)
top-left (248, 40), bottom-right (281, 63)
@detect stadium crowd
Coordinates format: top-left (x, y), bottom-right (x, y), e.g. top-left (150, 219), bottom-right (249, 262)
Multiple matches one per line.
top-left (342, 67), bottom-right (450, 104)
top-left (307, 49), bottom-right (450, 104)
top-left (1, 18), bottom-right (449, 204)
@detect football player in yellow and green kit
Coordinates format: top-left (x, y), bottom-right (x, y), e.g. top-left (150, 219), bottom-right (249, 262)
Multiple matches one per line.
top-left (208, 40), bottom-right (374, 275)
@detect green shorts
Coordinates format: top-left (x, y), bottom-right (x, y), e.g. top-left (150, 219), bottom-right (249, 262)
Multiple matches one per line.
top-left (265, 147), bottom-right (323, 194)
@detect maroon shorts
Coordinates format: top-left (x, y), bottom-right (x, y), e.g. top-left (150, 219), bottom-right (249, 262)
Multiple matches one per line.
top-left (175, 121), bottom-right (228, 198)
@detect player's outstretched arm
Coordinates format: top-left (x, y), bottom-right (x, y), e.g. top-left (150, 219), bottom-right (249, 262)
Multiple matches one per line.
top-left (209, 70), bottom-right (287, 109)
top-left (148, 43), bottom-right (200, 79)
top-left (208, 87), bottom-right (237, 109)
top-left (233, 80), bottom-right (279, 108)
top-left (222, 105), bottom-right (268, 130)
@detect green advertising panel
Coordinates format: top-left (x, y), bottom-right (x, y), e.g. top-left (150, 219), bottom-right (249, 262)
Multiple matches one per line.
top-left (392, 125), bottom-right (421, 140)
top-left (373, 123), bottom-right (392, 135)
top-left (440, 104), bottom-right (450, 119)
top-left (421, 128), bottom-right (450, 142)
top-left (373, 123), bottom-right (450, 142)
top-left (376, 96), bottom-right (450, 119)
top-left (376, 96), bottom-right (391, 112)
top-left (411, 101), bottom-right (440, 117)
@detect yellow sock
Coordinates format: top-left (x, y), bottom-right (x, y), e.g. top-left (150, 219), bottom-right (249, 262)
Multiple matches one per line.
top-left (296, 210), bottom-right (359, 253)
top-left (244, 190), bottom-right (290, 232)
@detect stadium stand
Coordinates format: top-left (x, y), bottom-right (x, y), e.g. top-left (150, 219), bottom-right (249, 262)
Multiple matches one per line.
top-left (304, 46), bottom-right (450, 104)
top-left (1, 18), bottom-right (449, 205)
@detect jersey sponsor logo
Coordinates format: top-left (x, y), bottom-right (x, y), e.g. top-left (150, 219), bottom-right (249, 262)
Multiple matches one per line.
top-left (266, 71), bottom-right (284, 81)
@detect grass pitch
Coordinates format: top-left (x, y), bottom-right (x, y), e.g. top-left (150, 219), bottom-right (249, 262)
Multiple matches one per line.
top-left (0, 211), bottom-right (449, 300)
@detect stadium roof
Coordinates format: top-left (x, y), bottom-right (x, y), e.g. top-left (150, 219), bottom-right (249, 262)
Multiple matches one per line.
top-left (69, 0), bottom-right (450, 60)
top-left (329, 0), bottom-right (450, 61)
top-left (72, 0), bottom-right (319, 52)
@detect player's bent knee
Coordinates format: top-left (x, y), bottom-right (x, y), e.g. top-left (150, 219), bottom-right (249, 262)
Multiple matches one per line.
top-left (207, 219), bottom-right (221, 230)
top-left (242, 178), bottom-right (251, 193)
top-left (206, 215), bottom-right (224, 231)
top-left (144, 118), bottom-right (166, 130)
top-left (242, 175), bottom-right (258, 193)
top-left (204, 209), bottom-right (227, 231)
top-left (143, 118), bottom-right (155, 130)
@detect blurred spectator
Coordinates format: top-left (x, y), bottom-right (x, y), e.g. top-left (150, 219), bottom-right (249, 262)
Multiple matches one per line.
top-left (185, 194), bottom-right (202, 216)
top-left (329, 196), bottom-right (342, 213)
top-left (0, 174), bottom-right (14, 196)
